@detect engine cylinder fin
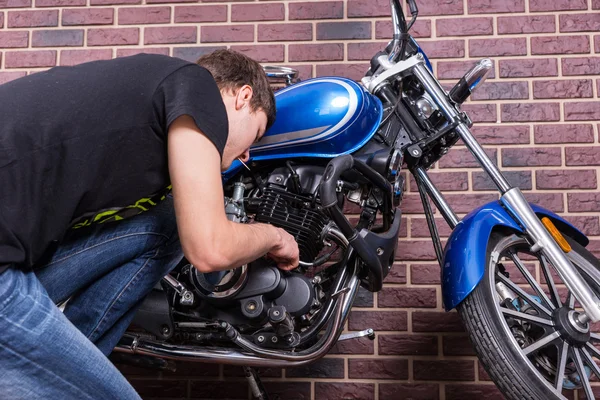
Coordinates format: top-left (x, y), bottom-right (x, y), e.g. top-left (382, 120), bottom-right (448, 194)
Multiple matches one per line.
top-left (255, 185), bottom-right (329, 262)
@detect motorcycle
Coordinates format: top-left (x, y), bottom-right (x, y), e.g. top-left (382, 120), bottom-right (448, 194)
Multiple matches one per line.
top-left (115, 1), bottom-right (600, 399)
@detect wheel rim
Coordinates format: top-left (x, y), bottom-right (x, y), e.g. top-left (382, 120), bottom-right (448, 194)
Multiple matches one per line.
top-left (487, 234), bottom-right (600, 399)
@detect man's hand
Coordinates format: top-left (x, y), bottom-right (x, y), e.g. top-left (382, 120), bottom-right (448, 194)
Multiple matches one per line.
top-left (267, 228), bottom-right (300, 271)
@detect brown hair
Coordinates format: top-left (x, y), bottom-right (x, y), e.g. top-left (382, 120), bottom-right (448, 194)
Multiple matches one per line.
top-left (196, 49), bottom-right (276, 129)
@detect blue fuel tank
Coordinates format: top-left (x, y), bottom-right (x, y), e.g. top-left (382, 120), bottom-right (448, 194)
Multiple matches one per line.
top-left (224, 77), bottom-right (383, 178)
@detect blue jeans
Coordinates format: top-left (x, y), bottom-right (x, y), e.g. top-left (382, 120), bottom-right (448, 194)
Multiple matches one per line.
top-left (0, 196), bottom-right (183, 399)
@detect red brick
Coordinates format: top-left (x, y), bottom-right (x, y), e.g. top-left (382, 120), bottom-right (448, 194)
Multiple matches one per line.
top-left (32, 29), bottom-right (83, 47)
top-left (467, 0), bottom-right (524, 13)
top-left (328, 336), bottom-right (375, 355)
top-left (378, 334), bottom-right (438, 355)
top-left (161, 361), bottom-right (219, 378)
top-left (118, 7), bottom-right (169, 25)
top-left (410, 217), bottom-right (453, 238)
top-left (146, 0), bottom-right (195, 3)
top-left (567, 216), bottom-right (600, 236)
top-left (376, 19), bottom-right (431, 39)
top-left (412, 311), bottom-right (465, 332)
top-left (596, 35), bottom-right (600, 53)
top-left (560, 13), bottom-right (600, 32)
top-left (0, 0), bottom-right (31, 8)
top-left (501, 103), bottom-right (560, 122)
top-left (415, 0), bottom-right (463, 15)
top-left (348, 42), bottom-right (386, 61)
top-left (0, 31), bottom-right (28, 48)
top-left (437, 17), bottom-right (492, 37)
top-left (498, 15), bottom-right (556, 34)
top-left (438, 147), bottom-right (497, 168)
top-left (5, 50), bottom-right (56, 68)
top-left (380, 384), bottom-right (440, 400)
top-left (443, 335), bottom-right (476, 356)
top-left (534, 79), bottom-right (593, 99)
top-left (117, 47), bottom-right (169, 57)
top-left (347, 0), bottom-right (388, 17)
top-left (461, 103), bottom-right (497, 122)
top-left (502, 147), bottom-right (562, 167)
top-left (384, 263), bottom-right (407, 283)
top-left (530, 0), bottom-right (587, 12)
top-left (349, 310), bottom-right (407, 331)
top-left (87, 28), bottom-right (138, 46)
top-left (595, 0), bottom-right (600, 9)
top-left (0, 11), bottom-right (3, 27)
top-left (536, 169), bottom-right (597, 189)
top-left (562, 57), bottom-right (600, 75)
top-left (411, 264), bottom-right (441, 284)
top-left (287, 358), bottom-right (344, 378)
top-left (290, 43), bottom-right (343, 62)
top-left (473, 171), bottom-right (532, 191)
top-left (258, 23), bottom-right (312, 42)
top-left (261, 382), bottom-right (310, 400)
top-left (445, 193), bottom-right (499, 213)
top-left (445, 384), bottom-right (504, 400)
top-left (348, 359), bottom-right (408, 379)
top-left (565, 102), bottom-right (600, 121)
top-left (289, 1), bottom-right (343, 20)
top-left (317, 21), bottom-right (371, 40)
top-left (316, 63), bottom-right (366, 81)
top-left (471, 81), bottom-right (529, 101)
top-left (499, 58), bottom-right (558, 77)
top-left (230, 45), bottom-right (284, 63)
top-left (315, 383), bottom-right (374, 400)
top-left (397, 239), bottom-right (439, 261)
top-left (91, 0), bottom-right (138, 4)
top-left (414, 360), bottom-right (475, 381)
top-left (471, 125), bottom-right (530, 145)
top-left (418, 39), bottom-right (465, 58)
top-left (526, 193), bottom-right (565, 212)
top-left (566, 147), bottom-right (600, 166)
top-left (532, 35), bottom-right (590, 55)
top-left (173, 5), bottom-right (226, 23)
top-left (60, 49), bottom-right (111, 65)
top-left (469, 38), bottom-right (527, 57)
top-left (410, 171), bottom-right (468, 192)
top-left (0, 71), bottom-right (26, 84)
top-left (145, 26), bottom-right (196, 45)
top-left (8, 10), bottom-right (58, 27)
top-left (201, 25), bottom-right (253, 43)
top-left (232, 3), bottom-right (284, 22)
top-left (354, 287), bottom-right (374, 307)
top-left (63, 10), bottom-right (113, 27)
top-left (35, 0), bottom-right (84, 6)
top-left (437, 60), bottom-right (496, 79)
top-left (400, 194), bottom-right (428, 214)
top-left (379, 286), bottom-right (437, 307)
top-left (569, 193), bottom-right (600, 212)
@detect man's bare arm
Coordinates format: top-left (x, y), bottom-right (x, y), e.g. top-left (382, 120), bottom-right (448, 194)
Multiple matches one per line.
top-left (168, 115), bottom-right (299, 272)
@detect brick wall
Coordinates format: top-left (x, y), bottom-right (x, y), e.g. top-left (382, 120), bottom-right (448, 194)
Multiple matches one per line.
top-left (2, 0), bottom-right (598, 398)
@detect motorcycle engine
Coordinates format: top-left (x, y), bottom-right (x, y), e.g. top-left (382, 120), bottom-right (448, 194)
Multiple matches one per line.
top-left (184, 166), bottom-right (330, 329)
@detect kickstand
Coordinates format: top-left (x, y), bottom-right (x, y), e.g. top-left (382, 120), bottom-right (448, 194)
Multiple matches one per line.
top-left (243, 366), bottom-right (270, 400)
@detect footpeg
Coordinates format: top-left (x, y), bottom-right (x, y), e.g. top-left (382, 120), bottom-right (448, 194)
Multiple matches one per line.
top-left (338, 328), bottom-right (375, 342)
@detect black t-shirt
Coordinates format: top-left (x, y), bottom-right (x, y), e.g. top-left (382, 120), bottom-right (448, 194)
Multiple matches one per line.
top-left (0, 53), bottom-right (228, 272)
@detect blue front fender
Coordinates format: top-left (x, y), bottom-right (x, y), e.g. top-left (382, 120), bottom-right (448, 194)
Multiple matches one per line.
top-left (442, 201), bottom-right (588, 311)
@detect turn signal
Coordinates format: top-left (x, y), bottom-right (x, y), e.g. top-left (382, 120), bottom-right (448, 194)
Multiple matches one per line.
top-left (541, 217), bottom-right (572, 253)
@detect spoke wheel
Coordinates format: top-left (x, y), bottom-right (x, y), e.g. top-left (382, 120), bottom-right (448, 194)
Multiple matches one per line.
top-left (458, 232), bottom-right (600, 400)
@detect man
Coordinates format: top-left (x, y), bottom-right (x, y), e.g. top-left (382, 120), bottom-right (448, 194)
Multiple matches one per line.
top-left (0, 49), bottom-right (299, 399)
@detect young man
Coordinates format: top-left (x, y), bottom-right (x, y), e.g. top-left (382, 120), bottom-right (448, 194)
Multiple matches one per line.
top-left (0, 50), bottom-right (299, 399)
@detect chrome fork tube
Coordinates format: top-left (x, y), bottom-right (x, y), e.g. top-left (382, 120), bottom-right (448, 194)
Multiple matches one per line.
top-left (411, 60), bottom-right (600, 321)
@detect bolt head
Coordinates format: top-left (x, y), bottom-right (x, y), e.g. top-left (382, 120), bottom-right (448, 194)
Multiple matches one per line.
top-left (271, 336), bottom-right (279, 343)
top-left (257, 335), bottom-right (265, 343)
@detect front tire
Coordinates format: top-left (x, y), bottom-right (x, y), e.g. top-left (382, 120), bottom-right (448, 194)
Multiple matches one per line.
top-left (458, 231), bottom-right (600, 400)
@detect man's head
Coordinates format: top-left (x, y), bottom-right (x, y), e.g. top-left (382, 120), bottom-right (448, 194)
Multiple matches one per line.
top-left (196, 50), bottom-right (275, 170)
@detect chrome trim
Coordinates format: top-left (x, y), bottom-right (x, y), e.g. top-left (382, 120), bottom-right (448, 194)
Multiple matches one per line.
top-left (464, 59), bottom-right (493, 91)
top-left (411, 62), bottom-right (512, 194)
top-left (388, 0), bottom-right (403, 63)
top-left (363, 55), bottom-right (421, 94)
top-left (502, 188), bottom-right (600, 322)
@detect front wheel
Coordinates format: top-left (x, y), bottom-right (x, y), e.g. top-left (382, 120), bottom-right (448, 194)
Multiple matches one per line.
top-left (458, 231), bottom-right (600, 400)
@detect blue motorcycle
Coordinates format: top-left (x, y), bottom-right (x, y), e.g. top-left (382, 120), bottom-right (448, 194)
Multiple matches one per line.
top-left (117, 1), bottom-right (600, 399)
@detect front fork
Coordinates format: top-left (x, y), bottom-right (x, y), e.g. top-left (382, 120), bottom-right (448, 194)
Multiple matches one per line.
top-left (411, 60), bottom-right (600, 323)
